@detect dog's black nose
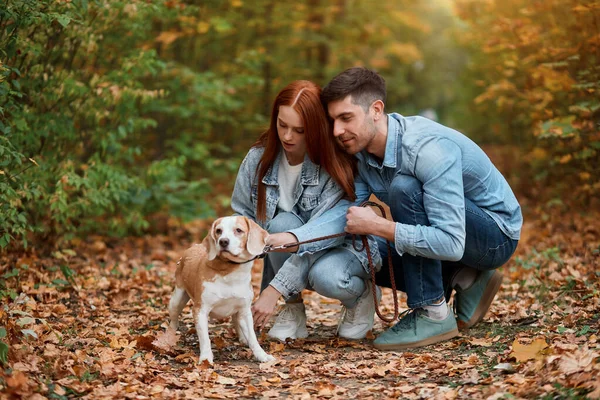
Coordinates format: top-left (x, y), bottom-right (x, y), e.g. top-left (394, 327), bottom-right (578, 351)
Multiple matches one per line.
top-left (219, 238), bottom-right (229, 248)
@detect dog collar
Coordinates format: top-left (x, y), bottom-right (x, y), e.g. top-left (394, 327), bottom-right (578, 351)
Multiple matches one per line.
top-left (221, 253), bottom-right (266, 265)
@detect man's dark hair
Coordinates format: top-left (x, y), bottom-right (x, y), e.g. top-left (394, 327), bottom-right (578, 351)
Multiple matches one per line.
top-left (321, 67), bottom-right (386, 112)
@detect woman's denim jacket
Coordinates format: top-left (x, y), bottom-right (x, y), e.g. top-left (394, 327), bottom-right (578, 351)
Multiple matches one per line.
top-left (231, 146), bottom-right (381, 298)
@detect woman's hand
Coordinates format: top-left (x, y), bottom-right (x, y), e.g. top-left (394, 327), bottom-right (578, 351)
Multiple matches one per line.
top-left (252, 285), bottom-right (282, 329)
top-left (266, 232), bottom-right (299, 253)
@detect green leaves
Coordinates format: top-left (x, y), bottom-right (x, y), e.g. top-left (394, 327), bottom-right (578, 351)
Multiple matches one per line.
top-left (0, 340), bottom-right (7, 365)
top-left (0, 1), bottom-right (222, 248)
top-left (55, 14), bottom-right (71, 28)
top-left (539, 117), bottom-right (577, 139)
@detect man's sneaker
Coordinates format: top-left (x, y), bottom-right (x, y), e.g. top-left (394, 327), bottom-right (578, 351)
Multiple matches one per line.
top-left (373, 306), bottom-right (458, 350)
top-left (267, 302), bottom-right (308, 341)
top-left (338, 283), bottom-right (381, 340)
top-left (455, 269), bottom-right (503, 331)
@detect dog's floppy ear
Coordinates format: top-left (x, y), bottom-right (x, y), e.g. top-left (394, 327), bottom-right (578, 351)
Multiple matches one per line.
top-left (203, 219), bottom-right (220, 261)
top-left (245, 217), bottom-right (268, 256)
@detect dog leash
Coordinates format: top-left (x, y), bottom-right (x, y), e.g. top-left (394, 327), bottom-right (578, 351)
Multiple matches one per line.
top-left (262, 201), bottom-right (400, 323)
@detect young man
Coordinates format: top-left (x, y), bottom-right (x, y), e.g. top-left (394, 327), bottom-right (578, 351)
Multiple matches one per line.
top-left (294, 67), bottom-right (523, 350)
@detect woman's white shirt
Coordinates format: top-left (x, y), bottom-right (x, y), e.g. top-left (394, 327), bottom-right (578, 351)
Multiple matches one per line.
top-left (277, 156), bottom-right (303, 212)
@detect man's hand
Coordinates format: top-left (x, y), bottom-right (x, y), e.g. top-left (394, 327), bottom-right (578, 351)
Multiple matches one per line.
top-left (345, 206), bottom-right (396, 241)
top-left (266, 232), bottom-right (299, 253)
top-left (252, 285), bottom-right (282, 329)
top-left (345, 206), bottom-right (380, 235)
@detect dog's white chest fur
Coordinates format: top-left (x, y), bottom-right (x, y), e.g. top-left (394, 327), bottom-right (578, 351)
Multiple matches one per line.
top-left (202, 264), bottom-right (253, 319)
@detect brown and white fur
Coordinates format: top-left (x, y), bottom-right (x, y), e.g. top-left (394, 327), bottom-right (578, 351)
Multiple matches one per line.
top-left (168, 216), bottom-right (274, 364)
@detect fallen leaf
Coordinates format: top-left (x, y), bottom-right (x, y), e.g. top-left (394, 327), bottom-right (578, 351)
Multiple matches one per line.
top-left (21, 329), bottom-right (38, 339)
top-left (185, 371), bottom-right (200, 382)
top-left (262, 390), bottom-right (281, 398)
top-left (212, 336), bottom-right (227, 349)
top-left (510, 338), bottom-right (548, 362)
top-left (505, 374), bottom-right (526, 384)
top-left (150, 385), bottom-right (164, 394)
top-left (2, 190), bottom-right (599, 399)
top-left (467, 354), bottom-right (480, 365)
top-left (53, 385), bottom-right (66, 396)
top-left (397, 384), bottom-right (415, 393)
top-left (6, 371), bottom-right (28, 389)
top-left (243, 385), bottom-right (260, 396)
top-left (135, 335), bottom-right (156, 352)
top-left (586, 380), bottom-right (600, 399)
top-left (16, 317), bottom-right (36, 327)
top-left (91, 240), bottom-right (107, 252)
top-left (216, 375), bottom-right (236, 385)
top-left (558, 346), bottom-right (598, 375)
top-left (316, 381), bottom-right (336, 397)
top-left (175, 353), bottom-right (197, 362)
top-left (469, 337), bottom-right (493, 347)
top-left (269, 341), bottom-right (285, 353)
top-left (152, 328), bottom-right (178, 352)
top-left (198, 359), bottom-right (212, 370)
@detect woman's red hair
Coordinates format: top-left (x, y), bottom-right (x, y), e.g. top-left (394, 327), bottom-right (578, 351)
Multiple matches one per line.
top-left (254, 80), bottom-right (357, 222)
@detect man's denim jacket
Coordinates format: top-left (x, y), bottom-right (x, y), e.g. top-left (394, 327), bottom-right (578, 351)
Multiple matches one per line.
top-left (292, 113), bottom-right (523, 262)
top-left (231, 146), bottom-right (381, 298)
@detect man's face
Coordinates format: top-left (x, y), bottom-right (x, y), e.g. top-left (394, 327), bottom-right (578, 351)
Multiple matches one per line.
top-left (327, 95), bottom-right (377, 155)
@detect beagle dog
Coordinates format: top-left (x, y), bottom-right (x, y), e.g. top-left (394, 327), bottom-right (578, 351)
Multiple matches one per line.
top-left (168, 216), bottom-right (274, 364)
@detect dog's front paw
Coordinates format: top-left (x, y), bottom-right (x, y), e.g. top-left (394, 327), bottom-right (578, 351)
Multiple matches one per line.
top-left (257, 353), bottom-right (275, 363)
top-left (199, 354), bottom-right (214, 365)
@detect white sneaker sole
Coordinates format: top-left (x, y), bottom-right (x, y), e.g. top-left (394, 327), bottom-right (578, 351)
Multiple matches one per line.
top-left (268, 325), bottom-right (308, 342)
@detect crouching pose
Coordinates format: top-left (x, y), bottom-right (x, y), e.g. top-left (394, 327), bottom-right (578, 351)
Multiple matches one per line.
top-left (314, 67), bottom-right (523, 350)
top-left (231, 80), bottom-right (382, 341)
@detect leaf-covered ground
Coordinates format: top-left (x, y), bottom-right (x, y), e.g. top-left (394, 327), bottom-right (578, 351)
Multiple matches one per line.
top-left (2, 166), bottom-right (599, 399)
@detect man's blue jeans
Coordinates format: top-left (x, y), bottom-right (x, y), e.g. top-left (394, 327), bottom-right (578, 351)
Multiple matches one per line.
top-left (375, 175), bottom-right (519, 308)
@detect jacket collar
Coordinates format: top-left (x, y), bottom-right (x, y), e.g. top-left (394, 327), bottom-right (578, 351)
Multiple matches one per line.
top-left (363, 114), bottom-right (402, 170)
top-left (262, 149), bottom-right (320, 186)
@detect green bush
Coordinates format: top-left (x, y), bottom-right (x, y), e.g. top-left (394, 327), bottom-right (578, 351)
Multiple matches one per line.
top-left (0, 1), bottom-right (249, 249)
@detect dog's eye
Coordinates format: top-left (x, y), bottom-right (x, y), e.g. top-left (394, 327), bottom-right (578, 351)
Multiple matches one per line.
top-left (215, 228), bottom-right (222, 235)
top-left (236, 228), bottom-right (244, 234)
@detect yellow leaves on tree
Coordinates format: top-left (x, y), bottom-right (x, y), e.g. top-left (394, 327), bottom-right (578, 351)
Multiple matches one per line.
top-left (474, 80), bottom-right (517, 106)
top-left (386, 43), bottom-right (423, 64)
top-left (455, 0), bottom-right (600, 200)
top-left (390, 10), bottom-right (432, 34)
top-left (155, 31), bottom-right (181, 46)
top-left (531, 66), bottom-right (576, 93)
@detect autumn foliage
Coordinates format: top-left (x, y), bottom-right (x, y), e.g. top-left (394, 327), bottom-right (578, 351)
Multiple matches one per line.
top-left (0, 205), bottom-right (599, 398)
top-left (454, 0), bottom-right (600, 202)
top-left (1, 1), bottom-right (599, 398)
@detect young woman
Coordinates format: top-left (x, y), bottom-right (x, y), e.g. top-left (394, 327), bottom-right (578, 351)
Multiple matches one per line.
top-left (231, 80), bottom-right (381, 341)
